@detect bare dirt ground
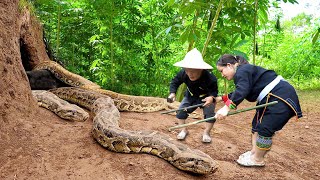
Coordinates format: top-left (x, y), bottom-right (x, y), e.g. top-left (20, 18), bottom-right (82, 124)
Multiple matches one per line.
top-left (0, 90), bottom-right (319, 180)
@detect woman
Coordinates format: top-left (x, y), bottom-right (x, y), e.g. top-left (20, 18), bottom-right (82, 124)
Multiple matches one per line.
top-left (214, 54), bottom-right (302, 167)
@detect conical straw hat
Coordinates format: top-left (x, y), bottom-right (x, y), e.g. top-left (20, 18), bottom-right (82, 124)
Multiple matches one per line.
top-left (173, 48), bottom-right (213, 69)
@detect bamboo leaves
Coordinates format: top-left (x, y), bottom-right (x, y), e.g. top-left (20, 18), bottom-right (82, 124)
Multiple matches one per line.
top-left (312, 28), bottom-right (320, 45)
top-left (32, 0), bottom-right (320, 97)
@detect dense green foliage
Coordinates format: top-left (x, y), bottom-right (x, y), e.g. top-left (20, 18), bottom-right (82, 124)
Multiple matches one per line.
top-left (252, 12), bottom-right (320, 90)
top-left (30, 0), bottom-right (319, 98)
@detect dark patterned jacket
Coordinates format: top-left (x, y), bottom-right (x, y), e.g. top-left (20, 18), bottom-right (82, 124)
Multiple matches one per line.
top-left (228, 64), bottom-right (302, 118)
top-left (169, 69), bottom-right (218, 100)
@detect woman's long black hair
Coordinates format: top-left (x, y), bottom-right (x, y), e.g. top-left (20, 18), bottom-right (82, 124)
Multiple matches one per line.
top-left (216, 54), bottom-right (249, 66)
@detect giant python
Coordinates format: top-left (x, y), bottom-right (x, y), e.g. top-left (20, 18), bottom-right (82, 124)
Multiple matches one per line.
top-left (32, 61), bottom-right (218, 174)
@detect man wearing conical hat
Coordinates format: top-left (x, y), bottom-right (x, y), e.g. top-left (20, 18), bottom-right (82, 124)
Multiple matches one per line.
top-left (167, 48), bottom-right (218, 143)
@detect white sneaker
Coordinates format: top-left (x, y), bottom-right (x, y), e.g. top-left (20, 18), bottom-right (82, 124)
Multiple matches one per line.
top-left (238, 151), bottom-right (252, 161)
top-left (202, 134), bottom-right (212, 143)
top-left (236, 156), bottom-right (265, 167)
top-left (177, 130), bottom-right (188, 140)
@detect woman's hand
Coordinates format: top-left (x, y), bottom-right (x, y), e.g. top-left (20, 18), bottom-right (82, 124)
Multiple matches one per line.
top-left (214, 105), bottom-right (230, 120)
top-left (215, 96), bottom-right (222, 102)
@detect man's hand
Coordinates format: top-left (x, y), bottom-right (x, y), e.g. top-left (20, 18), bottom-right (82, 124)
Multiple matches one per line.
top-left (167, 93), bottom-right (176, 103)
top-left (214, 105), bottom-right (230, 120)
top-left (202, 96), bottom-right (215, 107)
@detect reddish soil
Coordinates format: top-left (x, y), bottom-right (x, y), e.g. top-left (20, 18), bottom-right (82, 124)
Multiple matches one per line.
top-left (1, 91), bottom-right (319, 180)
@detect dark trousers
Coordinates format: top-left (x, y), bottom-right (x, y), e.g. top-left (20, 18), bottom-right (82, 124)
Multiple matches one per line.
top-left (176, 96), bottom-right (216, 123)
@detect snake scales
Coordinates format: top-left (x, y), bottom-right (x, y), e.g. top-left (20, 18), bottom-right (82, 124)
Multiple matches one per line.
top-left (35, 61), bottom-right (172, 112)
top-left (32, 90), bottom-right (89, 121)
top-left (33, 61), bottom-right (217, 174)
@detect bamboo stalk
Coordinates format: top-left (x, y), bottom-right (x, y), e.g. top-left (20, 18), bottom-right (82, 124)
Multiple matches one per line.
top-left (161, 103), bottom-right (205, 114)
top-left (168, 101), bottom-right (278, 131)
top-left (56, 2), bottom-right (61, 58)
top-left (202, 0), bottom-right (224, 57)
top-left (253, 0), bottom-right (258, 65)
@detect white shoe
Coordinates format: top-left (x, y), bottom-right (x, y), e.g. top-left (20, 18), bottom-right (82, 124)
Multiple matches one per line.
top-left (202, 134), bottom-right (212, 143)
top-left (236, 156), bottom-right (265, 167)
top-left (238, 151), bottom-right (252, 160)
top-left (177, 130), bottom-right (188, 140)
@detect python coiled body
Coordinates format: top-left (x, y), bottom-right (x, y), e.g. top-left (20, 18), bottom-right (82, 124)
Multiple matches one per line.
top-left (32, 90), bottom-right (89, 121)
top-left (34, 61), bottom-right (101, 89)
top-left (35, 61), bottom-right (170, 113)
top-left (49, 87), bottom-right (217, 174)
top-left (33, 60), bottom-right (216, 174)
top-left (34, 61), bottom-right (201, 119)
